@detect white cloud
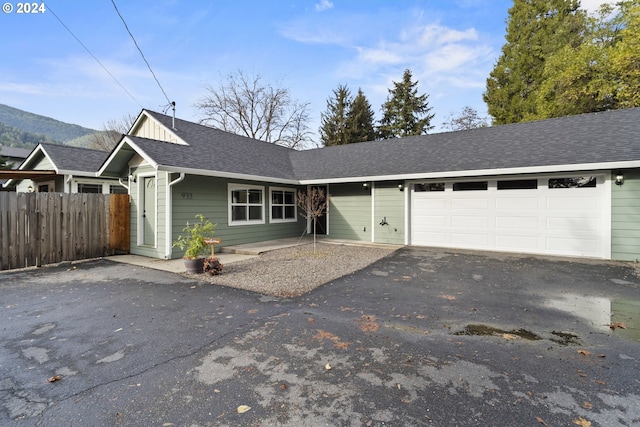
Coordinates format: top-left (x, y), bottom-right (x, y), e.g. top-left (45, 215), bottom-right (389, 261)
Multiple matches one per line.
top-left (580, 0), bottom-right (617, 14)
top-left (315, 0), bottom-right (333, 12)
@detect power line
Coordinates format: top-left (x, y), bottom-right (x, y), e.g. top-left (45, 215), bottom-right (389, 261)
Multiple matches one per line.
top-left (110, 0), bottom-right (172, 106)
top-left (46, 4), bottom-right (143, 108)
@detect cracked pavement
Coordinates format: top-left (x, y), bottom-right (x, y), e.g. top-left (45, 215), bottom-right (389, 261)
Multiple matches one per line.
top-left (1, 247), bottom-right (639, 426)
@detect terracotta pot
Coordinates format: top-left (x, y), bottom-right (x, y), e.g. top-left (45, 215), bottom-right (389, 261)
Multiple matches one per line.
top-left (183, 258), bottom-right (204, 274)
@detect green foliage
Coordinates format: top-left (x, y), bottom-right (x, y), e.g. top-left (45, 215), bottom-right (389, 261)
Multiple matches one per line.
top-left (320, 84), bottom-right (352, 146)
top-left (0, 122), bottom-right (60, 148)
top-left (378, 69), bottom-right (434, 139)
top-left (172, 214), bottom-right (217, 259)
top-left (0, 103), bottom-right (96, 143)
top-left (320, 86), bottom-right (376, 146)
top-left (483, 0), bottom-right (586, 124)
top-left (608, 0), bottom-right (640, 108)
top-left (347, 88), bottom-right (376, 143)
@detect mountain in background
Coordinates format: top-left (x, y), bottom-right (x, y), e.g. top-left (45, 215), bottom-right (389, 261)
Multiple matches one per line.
top-left (0, 103), bottom-right (98, 149)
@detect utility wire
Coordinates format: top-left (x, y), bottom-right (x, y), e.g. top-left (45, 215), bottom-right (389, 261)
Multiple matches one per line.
top-left (110, 0), bottom-right (172, 106)
top-left (46, 3), bottom-right (143, 108)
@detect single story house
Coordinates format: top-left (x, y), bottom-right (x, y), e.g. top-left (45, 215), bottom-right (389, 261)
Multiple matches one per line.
top-left (3, 143), bottom-right (127, 194)
top-left (98, 108), bottom-right (640, 262)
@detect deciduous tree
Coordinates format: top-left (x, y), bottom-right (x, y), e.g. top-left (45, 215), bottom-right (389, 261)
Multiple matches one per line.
top-left (441, 106), bottom-right (487, 131)
top-left (195, 70), bottom-right (313, 149)
top-left (296, 187), bottom-right (328, 252)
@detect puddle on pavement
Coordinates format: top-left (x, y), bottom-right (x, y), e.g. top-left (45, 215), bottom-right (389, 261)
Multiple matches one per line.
top-left (453, 324), bottom-right (542, 341)
top-left (550, 331), bottom-right (581, 346)
top-left (545, 294), bottom-right (640, 342)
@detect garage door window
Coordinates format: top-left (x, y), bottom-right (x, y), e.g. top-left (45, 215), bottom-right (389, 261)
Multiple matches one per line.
top-left (453, 181), bottom-right (488, 191)
top-left (497, 179), bottom-right (538, 190)
top-left (548, 177), bottom-right (596, 188)
top-left (415, 183), bottom-right (444, 192)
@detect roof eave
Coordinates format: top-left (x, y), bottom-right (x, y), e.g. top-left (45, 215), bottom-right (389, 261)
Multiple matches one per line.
top-left (157, 165), bottom-right (300, 185)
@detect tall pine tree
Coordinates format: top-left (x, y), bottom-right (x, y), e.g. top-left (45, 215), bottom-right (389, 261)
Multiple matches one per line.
top-left (346, 88), bottom-right (376, 143)
top-left (378, 69), bottom-right (434, 139)
top-left (319, 84), bottom-right (352, 146)
top-left (483, 0), bottom-right (586, 124)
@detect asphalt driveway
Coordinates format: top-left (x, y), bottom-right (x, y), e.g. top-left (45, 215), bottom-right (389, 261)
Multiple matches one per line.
top-left (1, 247), bottom-right (639, 426)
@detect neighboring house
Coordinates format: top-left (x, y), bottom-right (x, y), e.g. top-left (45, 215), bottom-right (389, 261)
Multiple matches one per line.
top-left (98, 108), bottom-right (640, 262)
top-left (3, 143), bottom-right (127, 194)
top-left (0, 146), bottom-right (31, 191)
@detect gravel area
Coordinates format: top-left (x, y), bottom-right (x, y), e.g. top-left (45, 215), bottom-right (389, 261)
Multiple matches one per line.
top-left (183, 242), bottom-right (398, 297)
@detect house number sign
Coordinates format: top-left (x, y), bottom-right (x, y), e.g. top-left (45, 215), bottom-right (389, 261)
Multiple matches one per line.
top-left (181, 193), bottom-right (193, 199)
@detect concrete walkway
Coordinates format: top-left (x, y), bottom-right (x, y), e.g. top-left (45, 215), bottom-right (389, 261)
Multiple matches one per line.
top-left (107, 236), bottom-right (402, 274)
top-left (106, 236), bottom-right (315, 274)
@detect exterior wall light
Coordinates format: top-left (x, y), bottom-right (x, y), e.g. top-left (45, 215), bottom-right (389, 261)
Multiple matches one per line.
top-left (615, 171), bottom-right (624, 186)
top-left (129, 174), bottom-right (136, 183)
top-left (398, 182), bottom-right (404, 191)
top-left (363, 182), bottom-right (369, 188)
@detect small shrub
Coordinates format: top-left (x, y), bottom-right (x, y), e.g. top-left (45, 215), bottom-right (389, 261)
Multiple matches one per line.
top-left (204, 257), bottom-right (223, 275)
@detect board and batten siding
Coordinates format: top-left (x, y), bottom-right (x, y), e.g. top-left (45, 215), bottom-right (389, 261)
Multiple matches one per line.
top-left (132, 115), bottom-right (181, 144)
top-left (328, 183), bottom-right (372, 242)
top-left (611, 169), bottom-right (640, 261)
top-left (373, 182), bottom-right (405, 245)
top-left (170, 176), bottom-right (306, 259)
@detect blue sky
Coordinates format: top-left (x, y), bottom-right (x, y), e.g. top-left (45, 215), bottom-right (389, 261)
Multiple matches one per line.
top-left (0, 0), bottom-right (613, 142)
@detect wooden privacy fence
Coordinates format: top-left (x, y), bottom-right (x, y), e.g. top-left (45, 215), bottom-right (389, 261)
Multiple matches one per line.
top-left (0, 192), bottom-right (130, 270)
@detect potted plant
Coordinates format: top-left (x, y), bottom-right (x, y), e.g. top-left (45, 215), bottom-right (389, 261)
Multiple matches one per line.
top-left (172, 214), bottom-right (216, 273)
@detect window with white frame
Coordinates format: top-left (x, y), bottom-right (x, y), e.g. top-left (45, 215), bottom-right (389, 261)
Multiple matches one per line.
top-left (229, 185), bottom-right (265, 225)
top-left (270, 187), bottom-right (297, 222)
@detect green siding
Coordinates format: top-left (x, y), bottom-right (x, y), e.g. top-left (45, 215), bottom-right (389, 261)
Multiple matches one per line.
top-left (328, 183), bottom-right (372, 241)
top-left (169, 176), bottom-right (306, 259)
top-left (611, 169), bottom-right (640, 261)
top-left (373, 182), bottom-right (405, 245)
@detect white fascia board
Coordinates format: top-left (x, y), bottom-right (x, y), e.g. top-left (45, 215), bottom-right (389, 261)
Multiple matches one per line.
top-left (5, 145), bottom-right (58, 187)
top-left (156, 165), bottom-right (300, 185)
top-left (299, 161), bottom-right (640, 184)
top-left (97, 137), bottom-right (159, 176)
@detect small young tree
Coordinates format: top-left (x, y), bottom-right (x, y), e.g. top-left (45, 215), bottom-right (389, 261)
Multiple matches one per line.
top-left (296, 187), bottom-right (328, 252)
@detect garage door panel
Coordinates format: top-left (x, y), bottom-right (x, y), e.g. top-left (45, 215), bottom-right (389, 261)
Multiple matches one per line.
top-left (411, 175), bottom-right (608, 258)
top-left (496, 216), bottom-right (539, 230)
top-left (496, 234), bottom-right (540, 250)
top-left (451, 199), bottom-right (488, 210)
top-left (546, 217), bottom-right (600, 232)
top-left (496, 197), bottom-right (539, 210)
top-left (546, 237), bottom-right (600, 255)
top-left (452, 215), bottom-right (487, 227)
top-left (452, 232), bottom-right (489, 246)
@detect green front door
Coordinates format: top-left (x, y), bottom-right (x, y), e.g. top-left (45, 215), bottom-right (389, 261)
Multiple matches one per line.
top-left (143, 176), bottom-right (156, 246)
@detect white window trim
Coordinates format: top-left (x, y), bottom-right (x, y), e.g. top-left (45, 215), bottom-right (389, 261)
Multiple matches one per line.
top-left (228, 183), bottom-right (266, 226)
top-left (269, 187), bottom-right (298, 223)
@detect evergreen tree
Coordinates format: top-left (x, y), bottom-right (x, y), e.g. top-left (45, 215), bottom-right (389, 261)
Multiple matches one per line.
top-left (378, 69), bottom-right (434, 139)
top-left (483, 0), bottom-right (586, 124)
top-left (346, 88), bottom-right (376, 143)
top-left (319, 84), bottom-right (352, 146)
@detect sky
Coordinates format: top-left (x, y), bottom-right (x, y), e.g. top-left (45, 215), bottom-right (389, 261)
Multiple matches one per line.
top-left (0, 0), bottom-right (616, 144)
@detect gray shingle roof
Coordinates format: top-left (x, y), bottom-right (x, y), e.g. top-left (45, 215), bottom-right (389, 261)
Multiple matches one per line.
top-left (118, 108), bottom-right (640, 183)
top-left (141, 110), bottom-right (297, 180)
top-left (39, 143), bottom-right (111, 173)
top-left (290, 108), bottom-right (640, 180)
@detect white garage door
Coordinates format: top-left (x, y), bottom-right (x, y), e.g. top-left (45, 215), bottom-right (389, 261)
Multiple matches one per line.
top-left (410, 175), bottom-right (610, 258)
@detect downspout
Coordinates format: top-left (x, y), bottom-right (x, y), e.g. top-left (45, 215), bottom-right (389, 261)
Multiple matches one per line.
top-left (165, 172), bottom-right (186, 259)
top-left (118, 177), bottom-right (130, 192)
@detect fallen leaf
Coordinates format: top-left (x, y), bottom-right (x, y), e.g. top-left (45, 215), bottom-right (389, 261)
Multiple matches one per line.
top-left (237, 405), bottom-right (251, 414)
top-left (535, 416), bottom-right (548, 426)
top-left (502, 333), bottom-right (520, 340)
top-left (577, 349), bottom-right (591, 356)
top-left (583, 401), bottom-right (593, 409)
top-left (325, 363), bottom-right (332, 370)
top-left (440, 294), bottom-right (456, 300)
top-left (609, 322), bottom-right (627, 330)
top-left (279, 384), bottom-right (287, 390)
top-left (247, 309), bottom-right (258, 314)
top-left (572, 416), bottom-right (592, 427)
top-left (47, 375), bottom-right (62, 383)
